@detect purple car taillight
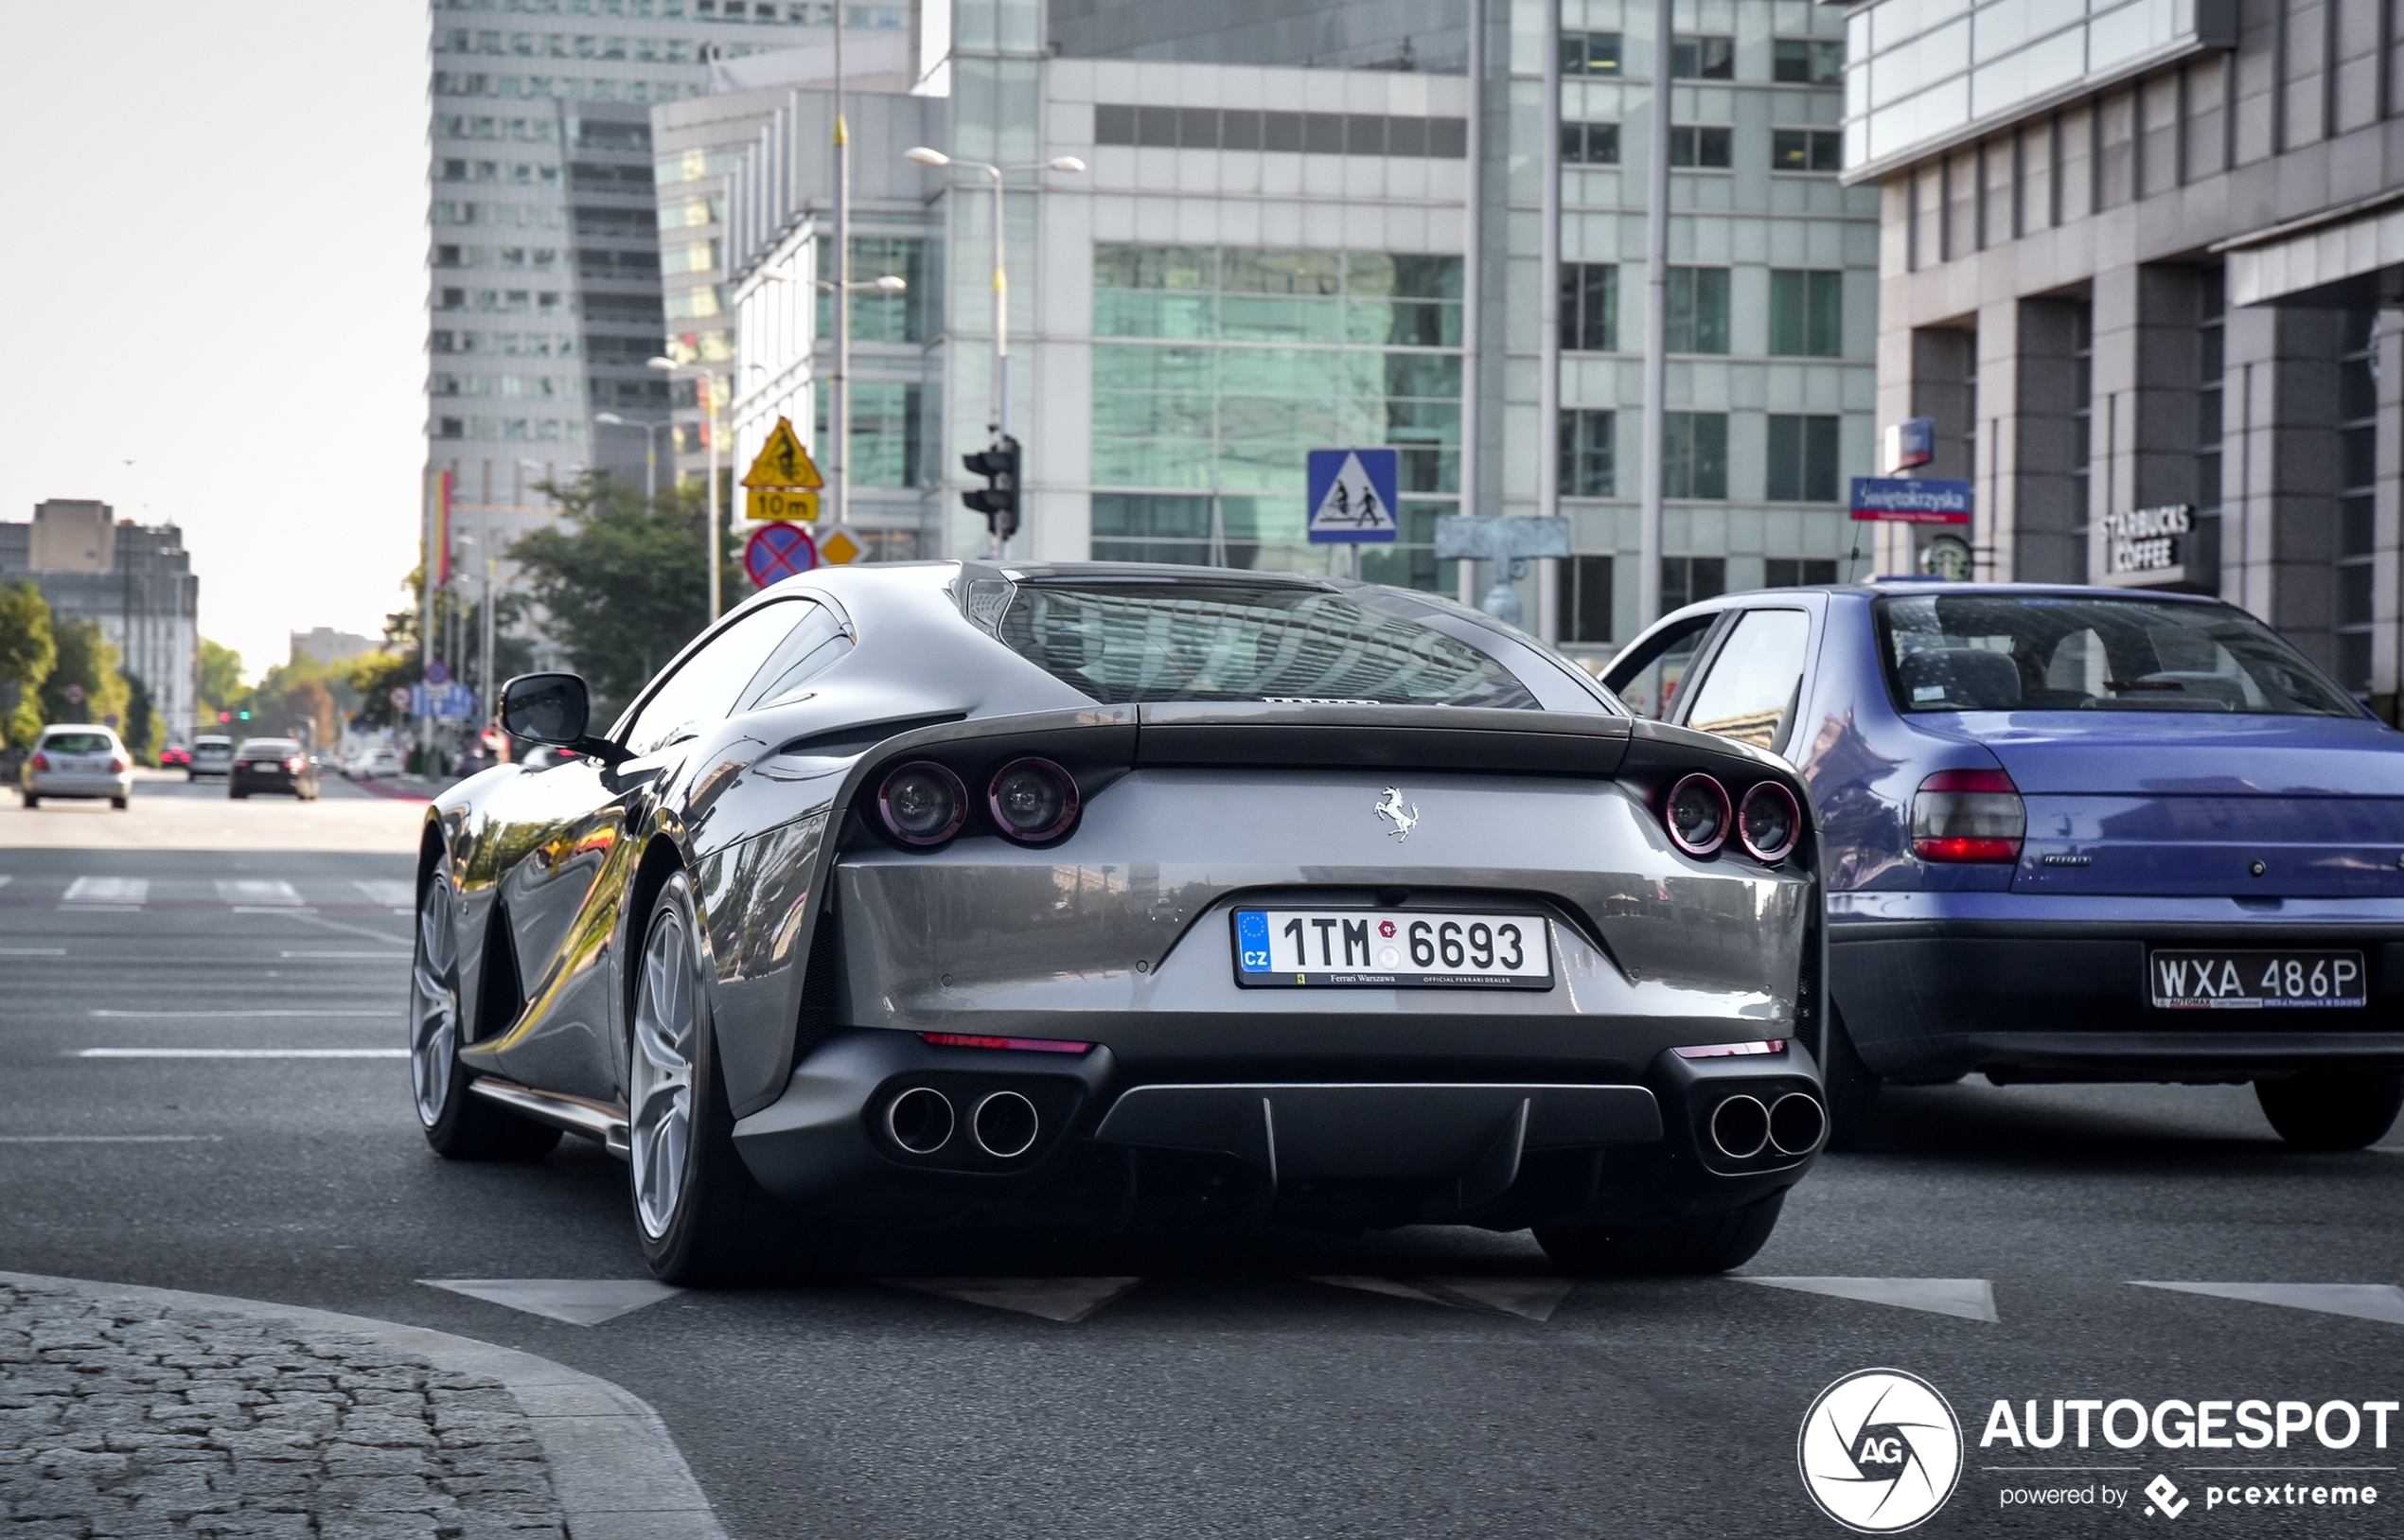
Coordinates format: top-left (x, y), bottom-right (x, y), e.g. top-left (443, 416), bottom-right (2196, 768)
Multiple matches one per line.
top-left (1912, 768), bottom-right (2025, 862)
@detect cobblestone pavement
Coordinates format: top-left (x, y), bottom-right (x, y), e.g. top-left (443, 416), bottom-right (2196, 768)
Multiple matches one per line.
top-left (0, 1280), bottom-right (564, 1539)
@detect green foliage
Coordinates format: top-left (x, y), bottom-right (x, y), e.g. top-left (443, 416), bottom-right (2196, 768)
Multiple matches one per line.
top-left (508, 472), bottom-right (736, 715)
top-left (0, 579), bottom-right (57, 751)
top-left (39, 619), bottom-right (132, 731)
top-left (121, 675), bottom-right (166, 763)
top-left (196, 639), bottom-right (245, 729)
top-left (346, 649), bottom-right (419, 731)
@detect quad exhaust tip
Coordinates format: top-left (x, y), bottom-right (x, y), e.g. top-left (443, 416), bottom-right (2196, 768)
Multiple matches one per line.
top-left (1768, 1091), bottom-right (1826, 1156)
top-left (884, 1086), bottom-right (955, 1155)
top-left (1708, 1094), bottom-right (1770, 1159)
top-left (971, 1090), bottom-right (1041, 1159)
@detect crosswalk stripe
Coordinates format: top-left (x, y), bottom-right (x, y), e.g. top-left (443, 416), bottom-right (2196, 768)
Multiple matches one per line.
top-left (2130, 1281), bottom-right (2404, 1327)
top-left (1738, 1276), bottom-right (2000, 1322)
top-left (62, 877), bottom-right (147, 905)
top-left (421, 1278), bottom-right (682, 1326)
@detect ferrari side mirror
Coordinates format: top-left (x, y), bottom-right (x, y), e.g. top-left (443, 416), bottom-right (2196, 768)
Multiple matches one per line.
top-left (501, 673), bottom-right (590, 745)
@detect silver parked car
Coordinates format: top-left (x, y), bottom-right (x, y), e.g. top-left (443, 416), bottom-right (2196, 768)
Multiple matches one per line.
top-left (412, 563), bottom-right (1827, 1284)
top-left (189, 735), bottom-right (235, 779)
top-left (22, 725), bottom-right (132, 809)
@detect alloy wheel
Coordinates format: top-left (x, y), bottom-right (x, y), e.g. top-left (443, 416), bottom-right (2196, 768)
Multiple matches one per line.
top-left (630, 906), bottom-right (698, 1240)
top-left (410, 877), bottom-right (459, 1126)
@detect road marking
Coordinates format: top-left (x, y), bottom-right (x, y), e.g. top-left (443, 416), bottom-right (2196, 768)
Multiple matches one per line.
top-left (355, 879), bottom-right (415, 907)
top-left (74, 1049), bottom-right (408, 1059)
top-left (0, 1135), bottom-right (221, 1143)
top-left (290, 912), bottom-right (414, 947)
top-left (1737, 1276), bottom-right (2000, 1322)
top-left (218, 879), bottom-right (304, 906)
top-left (1309, 1275), bottom-right (1579, 1320)
top-left (2131, 1281), bottom-right (2404, 1327)
top-left (882, 1277), bottom-right (1143, 1323)
top-left (420, 1279), bottom-right (684, 1327)
top-left (62, 877), bottom-right (147, 905)
top-left (0, 947), bottom-right (66, 956)
top-left (279, 950), bottom-right (411, 960)
top-left (88, 1009), bottom-right (391, 1018)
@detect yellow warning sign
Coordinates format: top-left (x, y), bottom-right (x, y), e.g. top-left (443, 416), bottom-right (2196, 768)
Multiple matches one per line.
top-left (818, 528), bottom-right (861, 565)
top-left (740, 416), bottom-right (822, 490)
top-left (746, 487), bottom-right (820, 522)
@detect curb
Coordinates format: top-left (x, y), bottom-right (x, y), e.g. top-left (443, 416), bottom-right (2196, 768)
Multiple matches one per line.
top-left (0, 1270), bottom-right (726, 1540)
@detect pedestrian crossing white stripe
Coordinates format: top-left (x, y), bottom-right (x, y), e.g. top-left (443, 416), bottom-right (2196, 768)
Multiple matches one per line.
top-left (1738, 1276), bottom-right (2000, 1322)
top-left (88, 1010), bottom-right (390, 1018)
top-left (63, 877), bottom-right (146, 904)
top-left (882, 1277), bottom-right (1142, 1323)
top-left (75, 1049), bottom-right (407, 1059)
top-left (218, 879), bottom-right (304, 905)
top-left (421, 1279), bottom-right (683, 1326)
top-left (279, 951), bottom-right (411, 960)
top-left (355, 880), bottom-right (415, 907)
top-left (0, 1135), bottom-right (221, 1143)
top-left (0, 947), bottom-right (65, 956)
top-left (2131, 1281), bottom-right (2404, 1327)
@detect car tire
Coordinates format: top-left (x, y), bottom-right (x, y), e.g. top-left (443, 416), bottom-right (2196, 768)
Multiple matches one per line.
top-left (111, 797), bottom-right (127, 810)
top-left (628, 870), bottom-right (855, 1286)
top-left (1815, 1003), bottom-right (1882, 1151)
top-left (1533, 1192), bottom-right (1787, 1277)
top-left (412, 870), bottom-right (561, 1161)
top-left (2255, 1071), bottom-right (2404, 1151)
top-left (22, 795), bottom-right (37, 809)
top-left (230, 788), bottom-right (247, 799)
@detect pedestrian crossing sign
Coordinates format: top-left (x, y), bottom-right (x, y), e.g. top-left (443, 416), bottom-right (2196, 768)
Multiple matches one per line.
top-left (741, 416), bottom-right (823, 490)
top-left (1305, 448), bottom-right (1401, 543)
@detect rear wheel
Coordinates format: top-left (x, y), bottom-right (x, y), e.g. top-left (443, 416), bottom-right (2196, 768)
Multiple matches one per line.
top-left (1816, 1003), bottom-right (1882, 1150)
top-left (1534, 1193), bottom-right (1787, 1277)
top-left (412, 869), bottom-right (559, 1160)
top-left (2256, 1071), bottom-right (2404, 1151)
top-left (21, 795), bottom-right (36, 809)
top-left (629, 870), bottom-right (853, 1285)
top-left (111, 797), bottom-right (128, 810)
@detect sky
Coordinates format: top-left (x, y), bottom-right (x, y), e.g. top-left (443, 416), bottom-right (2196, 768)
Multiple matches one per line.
top-left (1, 4), bottom-right (433, 682)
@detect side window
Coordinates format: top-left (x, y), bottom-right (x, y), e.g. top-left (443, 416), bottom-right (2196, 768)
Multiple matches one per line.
top-left (621, 601), bottom-right (811, 756)
top-left (734, 604), bottom-right (851, 713)
top-left (1602, 614), bottom-right (1719, 719)
top-left (1678, 608), bottom-right (1812, 752)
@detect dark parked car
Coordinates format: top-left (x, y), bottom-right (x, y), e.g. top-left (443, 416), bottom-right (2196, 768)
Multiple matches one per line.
top-left (229, 737), bottom-right (320, 801)
top-left (412, 562), bottom-right (1828, 1283)
top-left (1604, 582), bottom-right (2404, 1150)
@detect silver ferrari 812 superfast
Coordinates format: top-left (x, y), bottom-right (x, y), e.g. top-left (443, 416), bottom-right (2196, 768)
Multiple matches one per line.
top-left (411, 561), bottom-right (1826, 1283)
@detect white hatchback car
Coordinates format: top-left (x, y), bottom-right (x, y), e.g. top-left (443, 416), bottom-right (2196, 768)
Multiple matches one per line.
top-left (22, 725), bottom-right (133, 809)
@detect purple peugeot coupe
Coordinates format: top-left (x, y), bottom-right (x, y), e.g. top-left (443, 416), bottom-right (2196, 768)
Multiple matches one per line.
top-left (1604, 582), bottom-right (2404, 1151)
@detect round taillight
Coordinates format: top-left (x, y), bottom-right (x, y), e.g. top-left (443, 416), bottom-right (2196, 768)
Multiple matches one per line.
top-left (986, 757), bottom-right (1079, 843)
top-left (876, 761), bottom-right (967, 847)
top-left (1663, 772), bottom-right (1730, 858)
top-left (1738, 781), bottom-right (1800, 863)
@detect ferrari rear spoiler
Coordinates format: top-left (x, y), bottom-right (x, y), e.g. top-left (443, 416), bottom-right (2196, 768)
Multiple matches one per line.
top-left (1131, 701), bottom-right (1632, 776)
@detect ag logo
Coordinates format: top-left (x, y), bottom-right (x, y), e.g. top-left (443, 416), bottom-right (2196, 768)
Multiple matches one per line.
top-left (1797, 1369), bottom-right (1963, 1532)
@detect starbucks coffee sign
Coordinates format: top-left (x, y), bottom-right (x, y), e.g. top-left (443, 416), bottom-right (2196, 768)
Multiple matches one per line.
top-left (2097, 503), bottom-right (2192, 586)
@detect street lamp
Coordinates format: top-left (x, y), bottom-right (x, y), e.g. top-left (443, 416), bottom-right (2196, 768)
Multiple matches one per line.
top-left (592, 413), bottom-right (671, 504)
top-left (648, 356), bottom-right (726, 621)
top-left (902, 147), bottom-right (1086, 558)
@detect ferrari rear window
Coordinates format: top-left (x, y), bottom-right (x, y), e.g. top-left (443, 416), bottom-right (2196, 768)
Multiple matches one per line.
top-left (993, 583), bottom-right (1540, 708)
top-left (1876, 593), bottom-right (2360, 717)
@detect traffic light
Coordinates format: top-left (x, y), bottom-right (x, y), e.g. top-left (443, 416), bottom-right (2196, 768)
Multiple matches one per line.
top-left (961, 434), bottom-right (1020, 541)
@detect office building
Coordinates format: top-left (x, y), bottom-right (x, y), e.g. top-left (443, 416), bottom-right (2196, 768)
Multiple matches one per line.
top-left (0, 501), bottom-right (200, 744)
top-left (716, 0), bottom-right (1869, 653)
top-left (1851, 0), bottom-right (2404, 705)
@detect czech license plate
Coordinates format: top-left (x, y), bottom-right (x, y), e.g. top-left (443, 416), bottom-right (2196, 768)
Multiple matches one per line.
top-left (1232, 909), bottom-right (1552, 988)
top-left (2149, 949), bottom-right (2367, 1009)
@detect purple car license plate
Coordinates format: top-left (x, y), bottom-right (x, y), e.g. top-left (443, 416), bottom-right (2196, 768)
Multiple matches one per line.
top-left (2149, 949), bottom-right (2367, 1010)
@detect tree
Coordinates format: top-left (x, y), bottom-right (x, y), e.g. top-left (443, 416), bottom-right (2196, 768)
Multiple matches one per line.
top-left (121, 675), bottom-right (167, 763)
top-left (346, 649), bottom-right (418, 731)
top-left (0, 580), bottom-right (57, 751)
top-left (508, 473), bottom-right (735, 715)
top-left (39, 619), bottom-right (132, 732)
top-left (196, 639), bottom-right (246, 729)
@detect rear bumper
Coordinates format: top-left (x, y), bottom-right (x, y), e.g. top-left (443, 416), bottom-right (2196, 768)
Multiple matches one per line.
top-left (731, 1028), bottom-right (1821, 1231)
top-left (230, 770), bottom-right (305, 792)
top-left (1831, 914), bottom-right (2404, 1081)
top-left (23, 772), bottom-right (130, 797)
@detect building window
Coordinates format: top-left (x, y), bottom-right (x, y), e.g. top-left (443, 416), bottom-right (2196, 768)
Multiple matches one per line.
top-left (1556, 555), bottom-right (1615, 643)
top-left (1764, 558), bottom-right (1839, 587)
top-left (1773, 38), bottom-right (1844, 83)
top-left (1765, 416), bottom-right (1841, 502)
top-left (2338, 309), bottom-right (2378, 692)
top-left (1671, 35), bottom-right (1735, 80)
top-left (1562, 31), bottom-right (1620, 75)
top-left (1091, 493), bottom-right (1214, 564)
top-left (1090, 106), bottom-right (1468, 158)
top-left (1561, 121), bottom-right (1620, 165)
top-left (1662, 556), bottom-right (1726, 611)
top-left (1558, 264), bottom-right (1617, 352)
top-left (1560, 409), bottom-right (1616, 496)
top-left (1768, 270), bottom-right (1843, 356)
top-left (438, 417), bottom-right (466, 439)
top-left (2071, 305), bottom-right (2093, 536)
top-left (1663, 414), bottom-right (1728, 499)
top-left (1669, 126), bottom-right (1734, 168)
top-left (1772, 129), bottom-right (1844, 172)
top-left (815, 235), bottom-right (936, 344)
top-left (2192, 269), bottom-right (2224, 590)
top-left (820, 381), bottom-right (927, 487)
top-left (1667, 268), bottom-right (1730, 354)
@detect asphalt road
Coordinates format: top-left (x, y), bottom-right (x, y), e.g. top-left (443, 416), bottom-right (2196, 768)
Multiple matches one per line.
top-left (4, 776), bottom-right (2402, 1536)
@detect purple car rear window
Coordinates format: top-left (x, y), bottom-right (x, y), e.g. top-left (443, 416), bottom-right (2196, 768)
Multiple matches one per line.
top-left (995, 584), bottom-right (1541, 709)
top-left (1874, 593), bottom-right (2360, 717)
